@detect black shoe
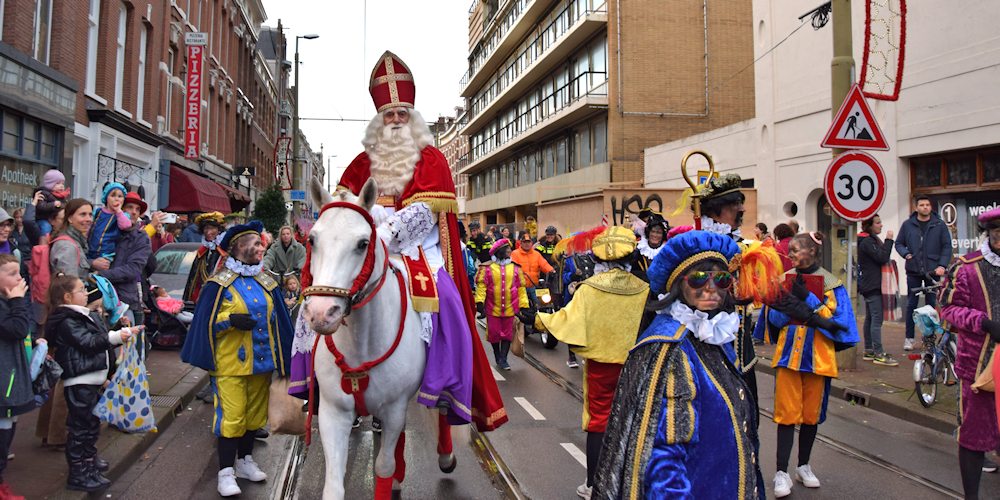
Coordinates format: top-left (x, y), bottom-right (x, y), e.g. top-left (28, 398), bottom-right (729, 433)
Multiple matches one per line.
top-left (254, 428), bottom-right (269, 439)
top-left (196, 385), bottom-right (213, 404)
top-left (371, 418), bottom-right (382, 433)
top-left (66, 461), bottom-right (106, 492)
top-left (86, 458), bottom-right (111, 486)
top-left (94, 456), bottom-right (109, 472)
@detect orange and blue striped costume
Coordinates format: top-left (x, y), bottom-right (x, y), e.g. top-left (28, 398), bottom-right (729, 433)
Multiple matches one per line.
top-left (753, 269), bottom-right (859, 424)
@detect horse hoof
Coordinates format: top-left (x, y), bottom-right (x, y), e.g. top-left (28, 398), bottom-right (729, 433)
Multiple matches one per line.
top-left (438, 453), bottom-right (457, 473)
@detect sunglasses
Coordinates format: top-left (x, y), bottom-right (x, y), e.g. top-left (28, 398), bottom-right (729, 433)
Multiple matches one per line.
top-left (684, 270), bottom-right (734, 289)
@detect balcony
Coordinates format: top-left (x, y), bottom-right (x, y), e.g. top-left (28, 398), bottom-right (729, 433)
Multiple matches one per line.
top-left (461, 0), bottom-right (606, 99)
top-left (461, 0), bottom-right (553, 96)
top-left (462, 71), bottom-right (608, 176)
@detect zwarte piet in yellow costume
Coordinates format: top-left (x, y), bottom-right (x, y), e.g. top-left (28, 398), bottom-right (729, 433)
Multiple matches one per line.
top-left (181, 220), bottom-right (293, 497)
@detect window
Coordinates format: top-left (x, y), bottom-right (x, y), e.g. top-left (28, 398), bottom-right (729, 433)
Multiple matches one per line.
top-left (946, 156), bottom-right (976, 186)
top-left (911, 149), bottom-right (1000, 192)
top-left (912, 158), bottom-right (941, 188)
top-left (0, 111), bottom-right (60, 165)
top-left (86, 0), bottom-right (101, 95)
top-left (33, 0), bottom-right (53, 63)
top-left (136, 27), bottom-right (148, 122)
top-left (556, 138), bottom-right (568, 175)
top-left (165, 48), bottom-right (174, 133)
top-left (114, 4), bottom-right (127, 110)
top-left (0, 0), bottom-right (5, 40)
top-left (576, 122), bottom-right (591, 168)
top-left (593, 118), bottom-right (607, 163)
top-left (985, 151), bottom-right (1000, 184)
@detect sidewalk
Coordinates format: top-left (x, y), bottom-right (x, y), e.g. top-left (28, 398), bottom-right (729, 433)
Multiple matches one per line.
top-left (5, 349), bottom-right (207, 499)
top-left (755, 317), bottom-right (961, 435)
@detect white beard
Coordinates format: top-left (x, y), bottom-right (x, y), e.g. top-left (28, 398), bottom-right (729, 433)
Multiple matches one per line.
top-left (368, 124), bottom-right (419, 196)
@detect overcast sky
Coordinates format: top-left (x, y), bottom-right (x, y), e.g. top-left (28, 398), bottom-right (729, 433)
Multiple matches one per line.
top-left (260, 0), bottom-right (472, 188)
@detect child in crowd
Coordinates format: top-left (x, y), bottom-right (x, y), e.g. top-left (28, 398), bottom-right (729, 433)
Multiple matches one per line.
top-left (152, 286), bottom-right (193, 324)
top-left (87, 182), bottom-right (132, 262)
top-left (0, 254), bottom-right (34, 499)
top-left (33, 168), bottom-right (72, 236)
top-left (46, 274), bottom-right (139, 492)
top-left (282, 275), bottom-right (301, 311)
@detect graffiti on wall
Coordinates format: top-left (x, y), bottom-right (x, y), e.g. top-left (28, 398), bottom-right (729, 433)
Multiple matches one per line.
top-left (609, 193), bottom-right (664, 226)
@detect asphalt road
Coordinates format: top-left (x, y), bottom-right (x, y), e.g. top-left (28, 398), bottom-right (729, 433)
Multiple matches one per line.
top-left (106, 324), bottom-right (1000, 499)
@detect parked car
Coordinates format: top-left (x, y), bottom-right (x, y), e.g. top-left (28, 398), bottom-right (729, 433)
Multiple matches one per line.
top-left (150, 242), bottom-right (200, 299)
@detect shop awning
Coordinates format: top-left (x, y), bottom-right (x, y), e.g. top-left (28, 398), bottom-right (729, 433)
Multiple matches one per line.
top-left (220, 183), bottom-right (251, 212)
top-left (163, 165), bottom-right (231, 213)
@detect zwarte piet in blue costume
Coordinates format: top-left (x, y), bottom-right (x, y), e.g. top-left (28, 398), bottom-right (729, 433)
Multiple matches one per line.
top-left (593, 230), bottom-right (764, 499)
top-left (181, 220), bottom-right (293, 497)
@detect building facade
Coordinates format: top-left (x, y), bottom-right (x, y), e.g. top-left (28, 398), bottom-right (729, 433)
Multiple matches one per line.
top-left (459, 0), bottom-right (755, 235)
top-left (0, 0), bottom-right (296, 217)
top-left (643, 0), bottom-right (1000, 286)
top-left (430, 107), bottom-right (470, 216)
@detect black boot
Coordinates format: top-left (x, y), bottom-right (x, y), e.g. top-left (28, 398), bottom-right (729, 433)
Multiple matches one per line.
top-left (85, 458), bottom-right (111, 486)
top-left (499, 341), bottom-right (512, 370)
top-left (93, 456), bottom-right (109, 472)
top-left (66, 461), bottom-right (105, 492)
top-left (491, 342), bottom-right (502, 366)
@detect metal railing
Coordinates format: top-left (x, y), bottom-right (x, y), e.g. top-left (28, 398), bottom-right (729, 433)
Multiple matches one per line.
top-left (461, 0), bottom-right (530, 89)
top-left (469, 71), bottom-right (606, 162)
top-left (464, 0), bottom-right (607, 114)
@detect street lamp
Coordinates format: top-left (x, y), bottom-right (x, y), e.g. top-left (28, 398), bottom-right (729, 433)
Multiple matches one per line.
top-left (292, 33), bottom-right (319, 216)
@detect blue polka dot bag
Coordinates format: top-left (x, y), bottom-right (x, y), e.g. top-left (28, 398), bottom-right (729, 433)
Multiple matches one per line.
top-left (93, 332), bottom-right (156, 433)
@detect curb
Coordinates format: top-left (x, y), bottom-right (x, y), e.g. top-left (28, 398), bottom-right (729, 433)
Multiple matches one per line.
top-left (57, 363), bottom-right (209, 500)
top-left (753, 361), bottom-right (957, 435)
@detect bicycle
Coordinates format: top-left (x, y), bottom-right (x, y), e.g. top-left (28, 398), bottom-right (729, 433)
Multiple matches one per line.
top-left (908, 281), bottom-right (958, 407)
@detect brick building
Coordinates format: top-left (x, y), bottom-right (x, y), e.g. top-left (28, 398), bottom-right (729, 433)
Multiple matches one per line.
top-left (0, 0), bottom-right (291, 215)
top-left (459, 0), bottom-right (755, 234)
top-left (430, 107), bottom-right (470, 215)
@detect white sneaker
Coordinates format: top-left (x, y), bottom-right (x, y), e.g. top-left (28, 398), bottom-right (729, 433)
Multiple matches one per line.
top-left (795, 464), bottom-right (821, 488)
top-left (903, 338), bottom-right (915, 351)
top-left (773, 471), bottom-right (792, 497)
top-left (567, 359), bottom-right (580, 369)
top-left (576, 482), bottom-right (592, 499)
top-left (234, 455), bottom-right (267, 482)
top-left (217, 467), bottom-right (242, 497)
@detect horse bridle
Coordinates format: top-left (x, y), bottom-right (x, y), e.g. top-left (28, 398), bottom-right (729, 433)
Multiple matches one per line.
top-left (302, 201), bottom-right (391, 314)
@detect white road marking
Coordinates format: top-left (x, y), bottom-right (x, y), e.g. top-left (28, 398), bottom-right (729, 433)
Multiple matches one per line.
top-left (513, 397), bottom-right (546, 421)
top-left (492, 367), bottom-right (506, 381)
top-left (560, 443), bottom-right (587, 468)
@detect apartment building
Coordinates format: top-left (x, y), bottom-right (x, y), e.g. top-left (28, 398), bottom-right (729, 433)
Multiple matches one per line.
top-left (0, 0), bottom-right (286, 215)
top-left (459, 0), bottom-right (755, 234)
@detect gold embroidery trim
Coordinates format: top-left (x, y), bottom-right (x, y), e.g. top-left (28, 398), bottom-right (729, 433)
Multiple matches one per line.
top-left (629, 344), bottom-right (671, 500)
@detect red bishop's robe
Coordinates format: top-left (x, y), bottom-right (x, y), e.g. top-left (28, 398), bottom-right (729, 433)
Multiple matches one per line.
top-left (337, 146), bottom-right (508, 431)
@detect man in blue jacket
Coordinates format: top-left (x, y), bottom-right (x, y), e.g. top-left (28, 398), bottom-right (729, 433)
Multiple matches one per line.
top-left (894, 195), bottom-right (953, 350)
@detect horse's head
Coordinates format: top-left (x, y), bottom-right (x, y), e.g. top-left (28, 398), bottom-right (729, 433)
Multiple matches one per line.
top-left (303, 176), bottom-right (381, 334)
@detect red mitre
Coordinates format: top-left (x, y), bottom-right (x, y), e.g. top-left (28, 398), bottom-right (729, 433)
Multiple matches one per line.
top-left (369, 51), bottom-right (415, 112)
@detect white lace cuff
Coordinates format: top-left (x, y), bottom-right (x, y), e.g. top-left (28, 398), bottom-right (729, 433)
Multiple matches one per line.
top-left (377, 202), bottom-right (435, 259)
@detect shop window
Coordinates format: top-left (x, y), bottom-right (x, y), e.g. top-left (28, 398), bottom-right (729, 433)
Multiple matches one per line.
top-left (912, 158), bottom-right (941, 188)
top-left (41, 126), bottom-right (56, 162)
top-left (946, 156), bottom-right (976, 186)
top-left (2, 113), bottom-right (18, 152)
top-left (984, 151), bottom-right (1000, 184)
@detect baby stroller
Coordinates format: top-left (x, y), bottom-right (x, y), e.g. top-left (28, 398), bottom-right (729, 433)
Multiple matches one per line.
top-left (145, 288), bottom-right (190, 349)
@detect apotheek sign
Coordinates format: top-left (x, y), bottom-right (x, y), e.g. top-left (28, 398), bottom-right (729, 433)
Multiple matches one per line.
top-left (0, 161), bottom-right (50, 210)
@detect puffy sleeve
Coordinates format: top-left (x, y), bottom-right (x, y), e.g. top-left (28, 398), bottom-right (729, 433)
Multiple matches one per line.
top-left (644, 346), bottom-right (698, 499)
top-left (336, 152), bottom-right (372, 194)
top-left (535, 284), bottom-right (591, 347)
top-left (475, 266), bottom-right (487, 304)
top-left (181, 281), bottom-right (223, 372)
top-left (806, 286), bottom-right (861, 346)
top-left (941, 264), bottom-right (988, 334)
top-left (399, 147), bottom-right (458, 213)
top-left (517, 270), bottom-right (529, 310)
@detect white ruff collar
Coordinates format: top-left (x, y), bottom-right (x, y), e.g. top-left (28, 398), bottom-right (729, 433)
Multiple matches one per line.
top-left (636, 237), bottom-right (663, 259)
top-left (225, 257), bottom-right (264, 277)
top-left (701, 216), bottom-right (742, 239)
top-left (981, 239), bottom-right (1000, 268)
top-left (668, 301), bottom-right (740, 346)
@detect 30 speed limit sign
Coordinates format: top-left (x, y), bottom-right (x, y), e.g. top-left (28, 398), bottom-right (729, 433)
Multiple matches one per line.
top-left (824, 151), bottom-right (886, 221)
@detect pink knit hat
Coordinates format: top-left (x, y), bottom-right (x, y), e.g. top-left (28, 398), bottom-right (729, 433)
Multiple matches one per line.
top-left (489, 238), bottom-right (511, 256)
top-left (42, 169), bottom-right (65, 190)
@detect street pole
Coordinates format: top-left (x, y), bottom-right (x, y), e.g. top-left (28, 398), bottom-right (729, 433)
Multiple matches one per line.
top-left (291, 34), bottom-right (319, 218)
top-left (831, 0), bottom-right (857, 370)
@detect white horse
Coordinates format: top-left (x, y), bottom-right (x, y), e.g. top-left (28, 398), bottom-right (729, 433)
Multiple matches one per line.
top-left (303, 178), bottom-right (453, 499)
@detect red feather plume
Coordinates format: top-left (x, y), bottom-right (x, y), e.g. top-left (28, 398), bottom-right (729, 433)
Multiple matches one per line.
top-left (566, 225), bottom-right (609, 255)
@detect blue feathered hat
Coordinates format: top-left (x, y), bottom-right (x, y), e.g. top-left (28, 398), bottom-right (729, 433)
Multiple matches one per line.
top-left (647, 230), bottom-right (741, 294)
top-left (101, 182), bottom-right (126, 205)
top-left (219, 220), bottom-right (264, 252)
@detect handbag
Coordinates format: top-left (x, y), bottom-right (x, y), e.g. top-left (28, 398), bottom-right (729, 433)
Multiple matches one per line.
top-left (972, 345), bottom-right (996, 393)
top-left (94, 333), bottom-right (156, 432)
top-left (510, 320), bottom-right (525, 358)
top-left (31, 358), bottom-right (63, 408)
top-left (268, 376), bottom-right (306, 435)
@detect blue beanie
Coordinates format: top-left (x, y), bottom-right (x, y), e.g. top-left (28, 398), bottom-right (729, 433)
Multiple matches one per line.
top-left (102, 182), bottom-right (126, 205)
